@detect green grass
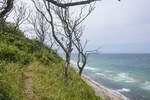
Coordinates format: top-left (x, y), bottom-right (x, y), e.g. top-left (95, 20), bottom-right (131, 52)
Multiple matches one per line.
top-left (0, 61), bottom-right (102, 100)
top-left (0, 22), bottom-right (103, 100)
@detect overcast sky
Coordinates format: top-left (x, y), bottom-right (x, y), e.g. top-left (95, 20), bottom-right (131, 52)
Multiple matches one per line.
top-left (8, 0), bottom-right (150, 53)
top-left (82, 0), bottom-right (150, 53)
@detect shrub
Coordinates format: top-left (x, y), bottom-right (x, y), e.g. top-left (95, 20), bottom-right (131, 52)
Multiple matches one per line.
top-left (0, 88), bottom-right (14, 100)
top-left (2, 22), bottom-right (24, 36)
top-left (34, 49), bottom-right (53, 65)
top-left (0, 43), bottom-right (31, 65)
top-left (33, 49), bottom-right (61, 65)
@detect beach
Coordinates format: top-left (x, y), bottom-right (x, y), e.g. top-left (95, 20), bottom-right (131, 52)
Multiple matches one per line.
top-left (82, 76), bottom-right (128, 100)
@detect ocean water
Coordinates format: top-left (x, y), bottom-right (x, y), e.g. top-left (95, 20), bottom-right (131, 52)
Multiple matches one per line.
top-left (71, 54), bottom-right (150, 100)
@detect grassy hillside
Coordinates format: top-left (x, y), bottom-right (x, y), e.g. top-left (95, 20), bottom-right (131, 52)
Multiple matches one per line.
top-left (0, 23), bottom-right (102, 100)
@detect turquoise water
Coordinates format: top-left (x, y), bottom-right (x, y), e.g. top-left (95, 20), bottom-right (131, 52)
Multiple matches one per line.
top-left (71, 54), bottom-right (150, 100)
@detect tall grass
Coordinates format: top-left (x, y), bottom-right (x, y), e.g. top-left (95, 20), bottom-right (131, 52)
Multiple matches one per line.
top-left (0, 22), bottom-right (102, 100)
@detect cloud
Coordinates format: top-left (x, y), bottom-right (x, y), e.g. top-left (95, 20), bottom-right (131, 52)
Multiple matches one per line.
top-left (82, 0), bottom-right (150, 53)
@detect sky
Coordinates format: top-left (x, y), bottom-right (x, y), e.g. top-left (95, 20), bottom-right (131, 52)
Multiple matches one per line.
top-left (82, 0), bottom-right (150, 53)
top-left (7, 0), bottom-right (150, 53)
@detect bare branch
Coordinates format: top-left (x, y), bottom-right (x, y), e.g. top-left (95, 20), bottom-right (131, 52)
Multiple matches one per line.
top-left (13, 2), bottom-right (30, 29)
top-left (45, 0), bottom-right (100, 8)
top-left (0, 0), bottom-right (14, 19)
top-left (28, 10), bottom-right (51, 48)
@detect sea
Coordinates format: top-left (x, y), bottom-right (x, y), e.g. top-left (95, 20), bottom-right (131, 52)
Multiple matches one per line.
top-left (70, 54), bottom-right (150, 100)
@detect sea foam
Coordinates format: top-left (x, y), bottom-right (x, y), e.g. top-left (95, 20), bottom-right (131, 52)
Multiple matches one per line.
top-left (96, 72), bottom-right (137, 83)
top-left (85, 66), bottom-right (97, 71)
top-left (105, 70), bottom-right (113, 73)
top-left (117, 88), bottom-right (131, 92)
top-left (141, 81), bottom-right (150, 90)
top-left (96, 73), bottom-right (106, 77)
top-left (114, 73), bottom-right (137, 83)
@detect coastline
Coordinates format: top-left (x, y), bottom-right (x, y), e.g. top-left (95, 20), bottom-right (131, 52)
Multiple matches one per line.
top-left (82, 75), bottom-right (129, 100)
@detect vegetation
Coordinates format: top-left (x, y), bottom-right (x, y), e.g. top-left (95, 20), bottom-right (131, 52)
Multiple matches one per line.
top-left (0, 0), bottom-right (106, 99)
top-left (0, 23), bottom-right (102, 100)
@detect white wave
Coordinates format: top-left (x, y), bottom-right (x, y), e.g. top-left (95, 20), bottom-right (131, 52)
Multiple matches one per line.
top-left (117, 88), bottom-right (131, 92)
top-left (114, 73), bottom-right (137, 83)
top-left (105, 70), bottom-right (113, 73)
top-left (85, 66), bottom-right (97, 71)
top-left (141, 81), bottom-right (150, 90)
top-left (96, 73), bottom-right (105, 77)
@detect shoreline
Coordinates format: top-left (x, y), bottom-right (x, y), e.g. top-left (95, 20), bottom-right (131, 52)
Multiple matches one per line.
top-left (82, 75), bottom-right (129, 100)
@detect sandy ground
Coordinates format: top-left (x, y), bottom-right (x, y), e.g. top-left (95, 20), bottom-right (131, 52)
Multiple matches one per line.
top-left (82, 76), bottom-right (128, 100)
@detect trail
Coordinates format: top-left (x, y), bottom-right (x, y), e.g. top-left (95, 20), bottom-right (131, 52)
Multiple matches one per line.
top-left (24, 72), bottom-right (34, 100)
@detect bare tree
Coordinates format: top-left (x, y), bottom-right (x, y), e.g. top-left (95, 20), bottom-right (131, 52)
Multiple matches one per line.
top-left (72, 29), bottom-right (88, 76)
top-left (28, 10), bottom-right (51, 48)
top-left (52, 6), bottom-right (94, 79)
top-left (54, 4), bottom-right (99, 76)
top-left (31, 0), bottom-right (97, 81)
top-left (13, 2), bottom-right (30, 29)
top-left (53, 7), bottom-right (74, 81)
top-left (0, 0), bottom-right (14, 19)
top-left (32, 0), bottom-right (74, 81)
top-left (68, 9), bottom-right (98, 76)
top-left (58, 4), bottom-right (96, 76)
top-left (0, 0), bottom-right (14, 31)
top-left (73, 38), bottom-right (99, 76)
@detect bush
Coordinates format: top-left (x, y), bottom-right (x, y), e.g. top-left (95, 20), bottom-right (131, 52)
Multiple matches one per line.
top-left (1, 22), bottom-right (24, 36)
top-left (0, 61), bottom-right (6, 72)
top-left (33, 49), bottom-right (61, 65)
top-left (0, 21), bottom-right (62, 66)
top-left (0, 43), bottom-right (31, 65)
top-left (0, 87), bottom-right (14, 100)
top-left (34, 49), bottom-right (53, 65)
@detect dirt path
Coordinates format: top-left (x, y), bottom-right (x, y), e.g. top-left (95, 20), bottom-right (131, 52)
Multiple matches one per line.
top-left (24, 72), bottom-right (34, 100)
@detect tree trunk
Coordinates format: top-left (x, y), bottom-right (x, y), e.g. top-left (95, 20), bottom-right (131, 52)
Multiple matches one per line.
top-left (65, 54), bottom-right (70, 82)
top-left (79, 68), bottom-right (83, 76)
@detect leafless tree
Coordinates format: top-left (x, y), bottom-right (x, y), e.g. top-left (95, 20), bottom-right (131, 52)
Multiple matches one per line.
top-left (57, 4), bottom-right (96, 76)
top-left (32, 0), bottom-right (72, 81)
top-left (31, 0), bottom-right (97, 81)
top-left (74, 41), bottom-right (88, 76)
top-left (68, 8), bottom-right (98, 76)
top-left (28, 10), bottom-right (52, 48)
top-left (0, 0), bottom-right (14, 19)
top-left (54, 3), bottom-right (99, 76)
top-left (73, 37), bottom-right (99, 76)
top-left (73, 29), bottom-right (88, 76)
top-left (53, 7), bottom-right (74, 81)
top-left (13, 2), bottom-right (30, 29)
top-left (0, 0), bottom-right (14, 31)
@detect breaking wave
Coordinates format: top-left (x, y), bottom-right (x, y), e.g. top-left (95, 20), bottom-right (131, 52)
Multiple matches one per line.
top-left (141, 81), bottom-right (150, 90)
top-left (117, 88), bottom-right (131, 92)
top-left (114, 73), bottom-right (137, 83)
